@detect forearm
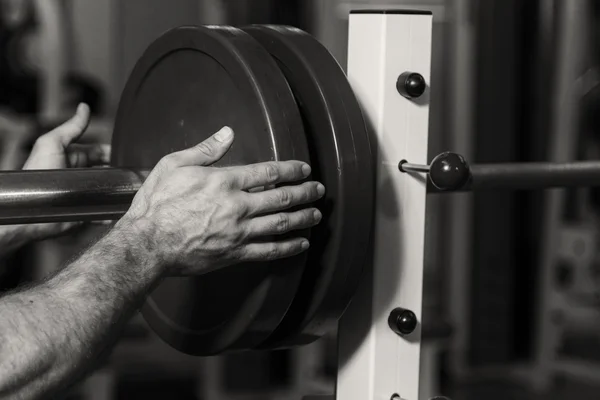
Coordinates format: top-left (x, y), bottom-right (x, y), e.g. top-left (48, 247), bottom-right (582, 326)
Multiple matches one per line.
top-left (0, 217), bottom-right (164, 399)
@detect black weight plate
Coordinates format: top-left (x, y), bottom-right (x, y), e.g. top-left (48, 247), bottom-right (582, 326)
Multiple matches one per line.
top-left (111, 26), bottom-right (311, 355)
top-left (243, 26), bottom-right (375, 348)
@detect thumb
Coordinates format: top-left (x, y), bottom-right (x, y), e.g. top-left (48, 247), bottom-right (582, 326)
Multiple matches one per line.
top-left (46, 103), bottom-right (91, 147)
top-left (173, 126), bottom-right (234, 167)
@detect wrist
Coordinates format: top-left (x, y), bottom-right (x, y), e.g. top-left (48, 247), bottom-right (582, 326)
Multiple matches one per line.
top-left (112, 215), bottom-right (166, 280)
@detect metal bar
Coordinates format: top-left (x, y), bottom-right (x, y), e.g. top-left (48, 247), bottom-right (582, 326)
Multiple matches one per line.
top-left (426, 161), bottom-right (600, 192)
top-left (400, 162), bottom-right (430, 173)
top-left (0, 168), bottom-right (149, 225)
top-left (470, 161), bottom-right (600, 189)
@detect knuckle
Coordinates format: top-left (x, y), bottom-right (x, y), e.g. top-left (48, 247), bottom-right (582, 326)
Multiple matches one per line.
top-left (278, 189), bottom-right (291, 207)
top-left (195, 142), bottom-right (214, 157)
top-left (206, 169), bottom-right (222, 183)
top-left (236, 201), bottom-right (249, 217)
top-left (249, 167), bottom-right (263, 184)
top-left (33, 135), bottom-right (52, 149)
top-left (275, 214), bottom-right (290, 233)
top-left (231, 224), bottom-right (248, 245)
top-left (158, 154), bottom-right (177, 170)
top-left (304, 209), bottom-right (317, 224)
top-left (211, 170), bottom-right (233, 190)
top-left (226, 196), bottom-right (248, 216)
top-left (265, 244), bottom-right (280, 260)
top-left (264, 163), bottom-right (280, 183)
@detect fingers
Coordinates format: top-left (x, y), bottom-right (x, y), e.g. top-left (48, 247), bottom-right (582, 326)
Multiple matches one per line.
top-left (246, 208), bottom-right (322, 237)
top-left (246, 181), bottom-right (325, 215)
top-left (241, 237), bottom-right (310, 262)
top-left (44, 103), bottom-right (91, 147)
top-left (67, 144), bottom-right (111, 167)
top-left (161, 127), bottom-right (234, 168)
top-left (228, 161), bottom-right (311, 190)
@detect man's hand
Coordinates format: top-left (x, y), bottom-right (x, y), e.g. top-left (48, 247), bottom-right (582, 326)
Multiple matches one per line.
top-left (123, 126), bottom-right (325, 275)
top-left (23, 103), bottom-right (110, 170)
top-left (0, 103), bottom-right (110, 259)
top-left (18, 103), bottom-right (110, 240)
top-left (0, 127), bottom-right (325, 399)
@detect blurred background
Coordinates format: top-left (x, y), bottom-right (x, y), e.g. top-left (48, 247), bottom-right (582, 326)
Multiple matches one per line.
top-left (1, 0), bottom-right (599, 399)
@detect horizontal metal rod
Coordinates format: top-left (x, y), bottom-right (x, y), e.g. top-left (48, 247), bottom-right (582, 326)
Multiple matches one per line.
top-left (0, 168), bottom-right (149, 225)
top-left (5, 159), bottom-right (600, 226)
top-left (428, 161), bottom-right (600, 192)
top-left (400, 162), bottom-right (430, 173)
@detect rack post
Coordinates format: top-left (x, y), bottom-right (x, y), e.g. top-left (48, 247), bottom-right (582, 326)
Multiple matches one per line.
top-left (337, 10), bottom-right (433, 400)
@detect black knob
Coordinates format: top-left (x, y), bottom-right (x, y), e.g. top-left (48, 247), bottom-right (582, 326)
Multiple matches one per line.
top-left (388, 308), bottom-right (418, 336)
top-left (429, 152), bottom-right (471, 191)
top-left (397, 72), bottom-right (426, 99)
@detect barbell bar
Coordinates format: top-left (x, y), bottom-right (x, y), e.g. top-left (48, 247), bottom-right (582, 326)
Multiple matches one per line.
top-left (1, 152), bottom-right (600, 226)
top-left (0, 168), bottom-right (149, 225)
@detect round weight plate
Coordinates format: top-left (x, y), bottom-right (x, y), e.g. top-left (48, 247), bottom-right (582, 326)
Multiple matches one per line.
top-left (243, 26), bottom-right (375, 348)
top-left (111, 26), bottom-right (311, 355)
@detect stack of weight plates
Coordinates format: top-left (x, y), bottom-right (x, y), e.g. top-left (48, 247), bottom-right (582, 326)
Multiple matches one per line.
top-left (111, 25), bottom-right (374, 355)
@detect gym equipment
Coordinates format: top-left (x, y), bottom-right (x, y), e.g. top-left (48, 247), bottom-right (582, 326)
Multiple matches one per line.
top-left (0, 24), bottom-right (376, 356)
top-left (400, 152), bottom-right (600, 191)
top-left (242, 25), bottom-right (374, 349)
top-left (112, 25), bottom-right (315, 356)
top-left (109, 23), bottom-right (376, 356)
top-left (4, 8), bottom-right (600, 400)
top-left (336, 10), bottom-right (432, 400)
top-left (0, 168), bottom-right (146, 224)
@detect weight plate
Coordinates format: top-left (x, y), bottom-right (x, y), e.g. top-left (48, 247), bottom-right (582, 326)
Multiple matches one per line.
top-left (111, 26), bottom-right (310, 355)
top-left (243, 26), bottom-right (375, 348)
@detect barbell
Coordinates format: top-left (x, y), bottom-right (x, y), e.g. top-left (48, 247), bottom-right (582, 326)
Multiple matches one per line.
top-left (3, 25), bottom-right (600, 356)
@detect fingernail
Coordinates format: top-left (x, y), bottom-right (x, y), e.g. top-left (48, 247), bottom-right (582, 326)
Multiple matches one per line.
top-left (302, 164), bottom-right (311, 177)
top-left (301, 240), bottom-right (310, 250)
top-left (317, 184), bottom-right (325, 196)
top-left (215, 126), bottom-right (233, 141)
top-left (313, 210), bottom-right (322, 222)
